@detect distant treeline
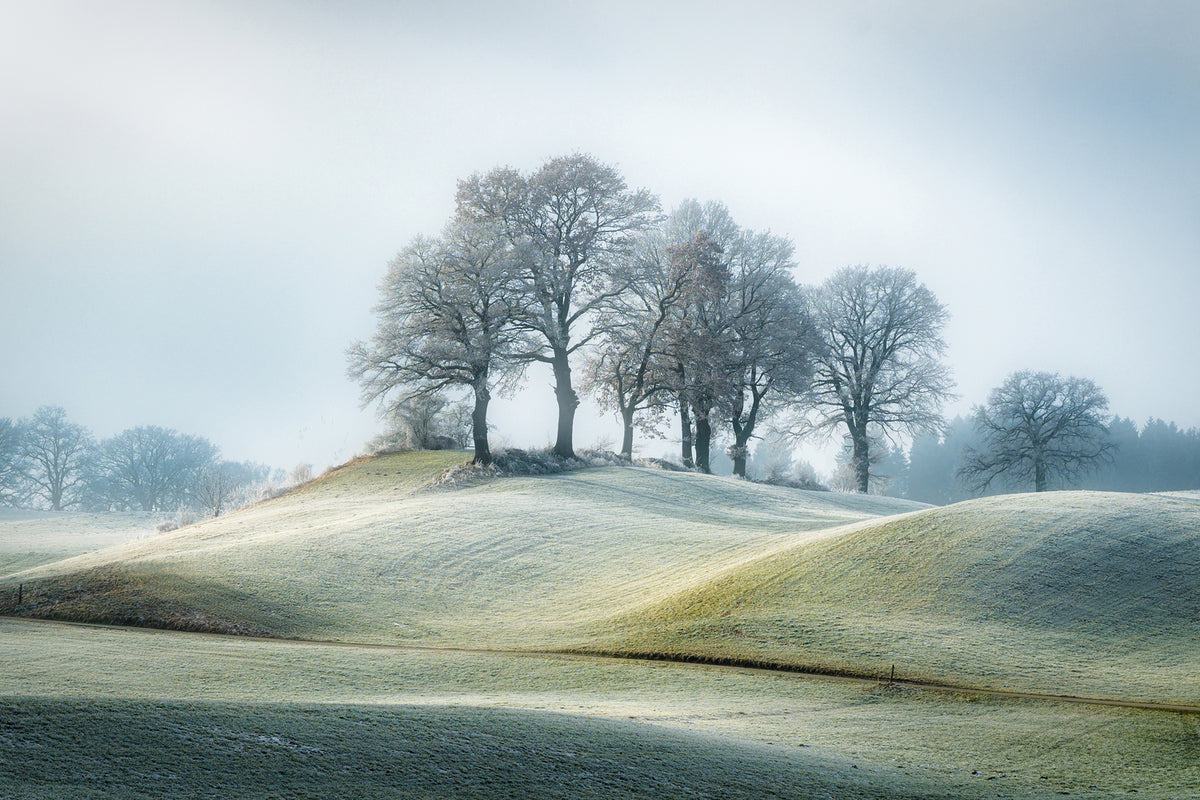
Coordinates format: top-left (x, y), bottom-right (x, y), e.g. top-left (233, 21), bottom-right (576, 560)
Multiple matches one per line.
top-left (903, 415), bottom-right (1200, 504)
top-left (0, 406), bottom-right (286, 517)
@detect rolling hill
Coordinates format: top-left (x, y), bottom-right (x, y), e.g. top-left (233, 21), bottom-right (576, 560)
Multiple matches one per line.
top-left (603, 490), bottom-right (1200, 703)
top-left (4, 451), bottom-right (1198, 704)
top-left (0, 451), bottom-right (923, 646)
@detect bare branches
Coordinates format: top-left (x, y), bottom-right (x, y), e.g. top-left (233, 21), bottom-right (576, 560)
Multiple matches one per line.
top-left (959, 371), bottom-right (1114, 492)
top-left (456, 153), bottom-right (662, 457)
top-left (347, 219), bottom-right (528, 465)
top-left (801, 265), bottom-right (954, 492)
top-left (19, 406), bottom-right (92, 511)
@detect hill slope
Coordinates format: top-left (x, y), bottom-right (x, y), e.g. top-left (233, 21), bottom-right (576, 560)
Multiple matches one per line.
top-left (1, 452), bottom-right (922, 647)
top-left (600, 490), bottom-right (1200, 703)
top-left (6, 453), bottom-right (1198, 703)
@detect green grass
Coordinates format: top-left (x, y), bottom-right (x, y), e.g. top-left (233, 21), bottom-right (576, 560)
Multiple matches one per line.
top-left (3, 618), bottom-right (1197, 799)
top-left (601, 490), bottom-right (1200, 703)
top-left (0, 452), bottom-right (923, 648)
top-left (5, 452), bottom-right (1200, 796)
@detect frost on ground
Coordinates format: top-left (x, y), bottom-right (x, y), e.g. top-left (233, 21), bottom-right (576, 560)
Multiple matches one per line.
top-left (434, 448), bottom-right (689, 488)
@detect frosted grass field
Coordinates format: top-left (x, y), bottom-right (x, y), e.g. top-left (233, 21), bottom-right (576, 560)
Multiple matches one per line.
top-left (3, 452), bottom-right (1199, 797)
top-left (3, 619), bottom-right (1197, 799)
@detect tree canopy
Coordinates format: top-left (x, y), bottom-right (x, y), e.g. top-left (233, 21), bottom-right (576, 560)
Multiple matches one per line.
top-left (959, 370), bottom-right (1114, 492)
top-left (803, 265), bottom-right (954, 493)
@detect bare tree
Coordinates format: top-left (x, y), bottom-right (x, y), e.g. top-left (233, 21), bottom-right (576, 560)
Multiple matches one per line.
top-left (348, 219), bottom-right (527, 466)
top-left (19, 406), bottom-right (92, 511)
top-left (91, 426), bottom-right (219, 512)
top-left (656, 202), bottom-right (813, 477)
top-left (194, 462), bottom-right (238, 518)
top-left (193, 460), bottom-right (272, 518)
top-left (802, 265), bottom-right (954, 493)
top-left (585, 222), bottom-right (695, 459)
top-left (959, 371), bottom-right (1114, 492)
top-left (720, 230), bottom-right (814, 478)
top-left (657, 201), bottom-right (741, 472)
top-left (0, 418), bottom-right (22, 506)
top-left (667, 231), bottom-right (732, 473)
top-left (368, 393), bottom-right (461, 453)
top-left (456, 153), bottom-right (661, 458)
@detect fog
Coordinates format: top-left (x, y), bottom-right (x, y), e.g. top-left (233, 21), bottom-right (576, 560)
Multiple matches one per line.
top-left (2, 1), bottom-right (1197, 475)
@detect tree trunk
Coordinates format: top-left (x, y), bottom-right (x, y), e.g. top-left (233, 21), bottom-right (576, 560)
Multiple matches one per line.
top-left (678, 392), bottom-right (694, 468)
top-left (1034, 458), bottom-right (1046, 492)
top-left (551, 349), bottom-right (578, 459)
top-left (472, 383), bottom-right (492, 466)
top-left (620, 407), bottom-right (635, 461)
top-left (695, 406), bottom-right (712, 474)
top-left (852, 428), bottom-right (871, 493)
top-left (729, 386), bottom-right (763, 479)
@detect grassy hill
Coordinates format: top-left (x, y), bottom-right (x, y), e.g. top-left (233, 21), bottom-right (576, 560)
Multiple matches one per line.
top-left (0, 451), bottom-right (922, 646)
top-left (602, 490), bottom-right (1200, 703)
top-left (4, 451), bottom-right (1198, 704)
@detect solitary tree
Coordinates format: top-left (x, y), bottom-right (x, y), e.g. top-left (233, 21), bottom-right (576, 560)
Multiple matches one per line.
top-left (193, 462), bottom-right (240, 518)
top-left (348, 219), bottom-right (526, 466)
top-left (803, 265), bottom-right (954, 493)
top-left (959, 370), bottom-right (1114, 492)
top-left (19, 406), bottom-right (92, 511)
top-left (193, 460), bottom-right (272, 518)
top-left (456, 153), bottom-right (661, 458)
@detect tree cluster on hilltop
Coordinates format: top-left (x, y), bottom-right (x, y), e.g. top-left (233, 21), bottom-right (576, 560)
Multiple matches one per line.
top-left (0, 406), bottom-right (280, 517)
top-left (349, 153), bottom-right (954, 492)
top-left (351, 153), bottom-right (1195, 497)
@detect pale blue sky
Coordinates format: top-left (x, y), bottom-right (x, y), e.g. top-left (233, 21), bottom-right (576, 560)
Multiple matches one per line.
top-left (2, 1), bottom-right (1197, 474)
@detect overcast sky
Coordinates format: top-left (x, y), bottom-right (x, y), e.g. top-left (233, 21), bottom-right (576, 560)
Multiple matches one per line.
top-left (2, 0), bottom-right (1198, 475)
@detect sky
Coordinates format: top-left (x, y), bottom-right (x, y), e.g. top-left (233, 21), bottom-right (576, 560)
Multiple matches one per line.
top-left (2, 0), bottom-right (1198, 476)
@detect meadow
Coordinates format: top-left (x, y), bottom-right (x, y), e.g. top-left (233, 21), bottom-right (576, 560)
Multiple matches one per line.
top-left (2, 452), bottom-right (1198, 798)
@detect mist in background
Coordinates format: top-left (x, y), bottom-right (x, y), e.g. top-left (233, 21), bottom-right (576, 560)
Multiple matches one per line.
top-left (3, 1), bottom-right (1197, 475)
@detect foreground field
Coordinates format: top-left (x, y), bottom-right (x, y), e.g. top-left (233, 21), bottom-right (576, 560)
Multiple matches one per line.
top-left (4, 618), bottom-right (1197, 799)
top-left (5, 452), bottom-right (1200, 705)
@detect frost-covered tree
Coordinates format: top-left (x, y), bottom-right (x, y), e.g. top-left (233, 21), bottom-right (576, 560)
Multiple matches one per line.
top-left (367, 394), bottom-right (465, 453)
top-left (656, 201), bottom-right (741, 472)
top-left (585, 218), bottom-right (696, 460)
top-left (720, 230), bottom-right (813, 478)
top-left (0, 418), bottom-right (23, 506)
top-left (19, 406), bottom-right (93, 511)
top-left (802, 265), bottom-right (954, 493)
top-left (667, 231), bottom-right (732, 474)
top-left (348, 219), bottom-right (528, 466)
top-left (456, 153), bottom-right (661, 458)
top-left (959, 371), bottom-right (1113, 492)
top-left (91, 426), bottom-right (219, 512)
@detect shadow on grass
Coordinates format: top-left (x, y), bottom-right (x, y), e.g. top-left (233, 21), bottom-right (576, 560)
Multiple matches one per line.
top-left (0, 697), bottom-right (954, 800)
top-left (0, 566), bottom-right (334, 638)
